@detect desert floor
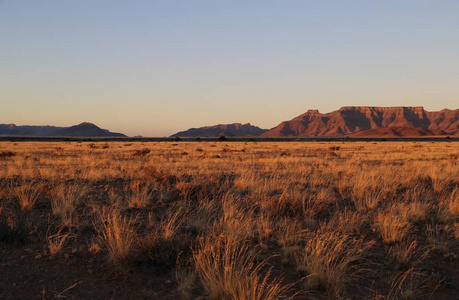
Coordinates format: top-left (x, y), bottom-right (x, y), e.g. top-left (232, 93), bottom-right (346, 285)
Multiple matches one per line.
top-left (0, 141), bottom-right (458, 299)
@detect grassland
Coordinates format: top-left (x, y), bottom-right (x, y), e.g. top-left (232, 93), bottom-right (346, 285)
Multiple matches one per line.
top-left (0, 141), bottom-right (458, 299)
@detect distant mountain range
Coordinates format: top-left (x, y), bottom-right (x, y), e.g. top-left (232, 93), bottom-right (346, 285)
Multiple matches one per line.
top-left (0, 122), bottom-right (126, 137)
top-left (172, 107), bottom-right (459, 137)
top-left (4, 107), bottom-right (459, 138)
top-left (171, 123), bottom-right (267, 137)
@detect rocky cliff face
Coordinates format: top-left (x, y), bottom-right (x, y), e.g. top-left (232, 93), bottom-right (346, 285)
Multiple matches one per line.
top-left (425, 109), bottom-right (459, 134)
top-left (262, 107), bottom-right (459, 137)
top-left (171, 123), bottom-right (267, 137)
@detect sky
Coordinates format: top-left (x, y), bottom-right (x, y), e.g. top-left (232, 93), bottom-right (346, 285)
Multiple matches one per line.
top-left (1, 1), bottom-right (458, 137)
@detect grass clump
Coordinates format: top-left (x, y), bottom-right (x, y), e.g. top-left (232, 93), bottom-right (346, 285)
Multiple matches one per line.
top-left (47, 226), bottom-right (72, 256)
top-left (51, 183), bottom-right (88, 225)
top-left (375, 209), bottom-right (411, 244)
top-left (192, 236), bottom-right (289, 300)
top-left (14, 183), bottom-right (41, 212)
top-left (294, 230), bottom-right (369, 297)
top-left (97, 209), bottom-right (137, 265)
top-left (126, 182), bottom-right (152, 209)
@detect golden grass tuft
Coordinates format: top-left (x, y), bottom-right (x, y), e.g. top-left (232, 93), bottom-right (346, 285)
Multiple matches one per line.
top-left (47, 227), bottom-right (71, 256)
top-left (96, 209), bottom-right (137, 264)
top-left (442, 187), bottom-right (459, 218)
top-left (374, 209), bottom-right (411, 244)
top-left (294, 230), bottom-right (370, 297)
top-left (192, 236), bottom-right (289, 300)
top-left (424, 224), bottom-right (456, 257)
top-left (126, 182), bottom-right (152, 208)
top-left (50, 183), bottom-right (88, 224)
top-left (388, 240), bottom-right (430, 267)
top-left (13, 182), bottom-right (41, 212)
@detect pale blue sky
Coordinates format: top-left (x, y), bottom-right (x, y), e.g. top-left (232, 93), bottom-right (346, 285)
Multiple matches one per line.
top-left (1, 1), bottom-right (458, 136)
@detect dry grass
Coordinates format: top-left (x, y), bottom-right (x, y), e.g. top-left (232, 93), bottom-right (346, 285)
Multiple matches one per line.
top-left (96, 209), bottom-right (137, 264)
top-left (424, 224), bottom-right (456, 257)
top-left (388, 240), bottom-right (430, 268)
top-left (47, 226), bottom-right (72, 256)
top-left (126, 182), bottom-right (152, 208)
top-left (175, 258), bottom-right (197, 300)
top-left (162, 208), bottom-right (185, 240)
top-left (13, 182), bottom-right (41, 212)
top-left (442, 187), bottom-right (459, 218)
top-left (294, 230), bottom-right (370, 297)
top-left (383, 268), bottom-right (425, 300)
top-left (0, 141), bottom-right (458, 299)
top-left (324, 208), bottom-right (364, 235)
top-left (375, 209), bottom-right (412, 244)
top-left (192, 236), bottom-right (289, 300)
top-left (50, 183), bottom-right (88, 225)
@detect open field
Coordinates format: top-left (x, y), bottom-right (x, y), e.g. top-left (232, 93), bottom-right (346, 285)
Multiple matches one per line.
top-left (0, 141), bottom-right (458, 299)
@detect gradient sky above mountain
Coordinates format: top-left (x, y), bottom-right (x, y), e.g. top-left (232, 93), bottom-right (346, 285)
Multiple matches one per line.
top-left (1, 1), bottom-right (458, 137)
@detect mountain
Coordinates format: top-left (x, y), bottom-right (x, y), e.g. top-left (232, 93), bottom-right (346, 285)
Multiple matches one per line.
top-left (262, 107), bottom-right (459, 137)
top-left (171, 123), bottom-right (268, 137)
top-left (50, 122), bottom-right (126, 137)
top-left (0, 122), bottom-right (126, 137)
top-left (349, 127), bottom-right (445, 137)
top-left (425, 109), bottom-right (459, 135)
top-left (0, 124), bottom-right (64, 136)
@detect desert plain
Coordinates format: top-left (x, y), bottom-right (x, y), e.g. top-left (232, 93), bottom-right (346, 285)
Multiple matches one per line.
top-left (0, 140), bottom-right (458, 299)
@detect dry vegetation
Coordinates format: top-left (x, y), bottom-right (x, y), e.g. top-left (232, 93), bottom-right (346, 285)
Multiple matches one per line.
top-left (0, 140), bottom-right (458, 299)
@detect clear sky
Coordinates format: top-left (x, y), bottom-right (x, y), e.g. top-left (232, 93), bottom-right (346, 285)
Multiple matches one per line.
top-left (1, 1), bottom-right (458, 136)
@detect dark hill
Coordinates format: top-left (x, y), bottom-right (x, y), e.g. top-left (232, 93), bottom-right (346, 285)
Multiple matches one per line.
top-left (50, 122), bottom-right (126, 137)
top-left (0, 122), bottom-right (126, 137)
top-left (171, 123), bottom-right (267, 137)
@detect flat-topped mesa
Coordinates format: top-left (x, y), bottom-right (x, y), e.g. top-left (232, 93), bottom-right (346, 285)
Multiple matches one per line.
top-left (203, 123), bottom-right (245, 130)
top-left (338, 106), bottom-right (428, 124)
top-left (338, 106), bottom-right (425, 112)
top-left (262, 106), bottom-right (459, 137)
